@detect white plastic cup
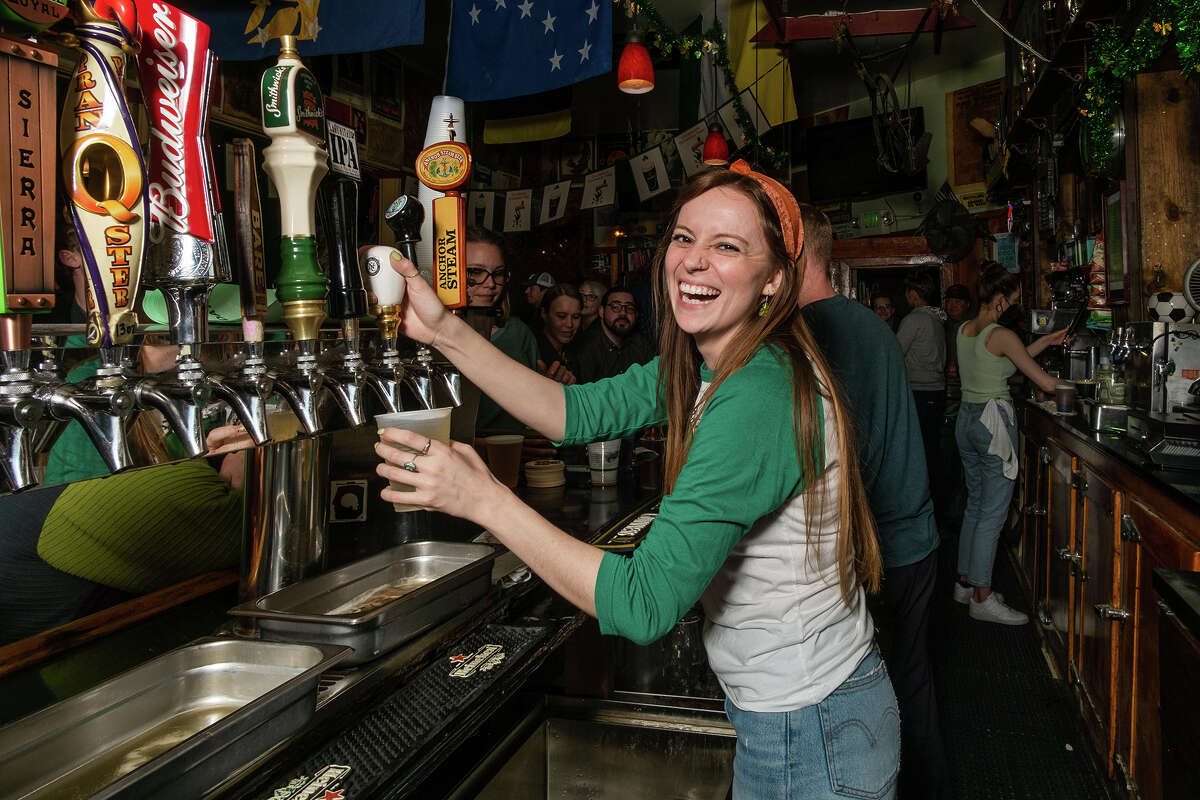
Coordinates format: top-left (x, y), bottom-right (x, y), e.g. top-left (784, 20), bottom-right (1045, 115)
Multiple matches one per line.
top-left (376, 407), bottom-right (453, 511)
top-left (361, 245), bottom-right (407, 306)
top-left (587, 439), bottom-right (621, 486)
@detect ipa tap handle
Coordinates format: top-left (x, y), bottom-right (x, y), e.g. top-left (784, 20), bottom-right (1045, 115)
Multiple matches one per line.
top-left (321, 121), bottom-right (367, 320)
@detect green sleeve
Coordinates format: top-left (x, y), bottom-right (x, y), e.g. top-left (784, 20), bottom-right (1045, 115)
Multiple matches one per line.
top-left (593, 351), bottom-right (819, 644)
top-left (39, 459), bottom-right (243, 594)
top-left (559, 357), bottom-right (666, 445)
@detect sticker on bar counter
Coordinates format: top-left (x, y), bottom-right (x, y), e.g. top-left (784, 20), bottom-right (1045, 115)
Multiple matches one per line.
top-left (448, 644), bottom-right (506, 678)
top-left (268, 764), bottom-right (351, 800)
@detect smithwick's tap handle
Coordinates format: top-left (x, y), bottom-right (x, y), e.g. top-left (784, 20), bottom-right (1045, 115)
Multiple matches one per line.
top-left (60, 0), bottom-right (147, 348)
top-left (384, 194), bottom-right (424, 268)
top-left (322, 120), bottom-right (366, 320)
top-left (231, 138), bottom-right (269, 342)
top-left (260, 34), bottom-right (329, 343)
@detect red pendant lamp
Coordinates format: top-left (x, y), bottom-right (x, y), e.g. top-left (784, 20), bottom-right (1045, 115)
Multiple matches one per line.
top-left (702, 125), bottom-right (729, 165)
top-left (618, 30), bottom-right (654, 94)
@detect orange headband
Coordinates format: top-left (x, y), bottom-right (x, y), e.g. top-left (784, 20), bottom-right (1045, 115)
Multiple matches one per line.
top-left (729, 159), bottom-right (804, 262)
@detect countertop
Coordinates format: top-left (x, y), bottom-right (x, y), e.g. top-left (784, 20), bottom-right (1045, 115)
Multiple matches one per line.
top-left (1152, 569), bottom-right (1200, 641)
top-left (1023, 400), bottom-right (1200, 514)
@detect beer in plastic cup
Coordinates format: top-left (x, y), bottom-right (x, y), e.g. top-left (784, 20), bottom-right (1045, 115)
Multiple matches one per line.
top-left (376, 407), bottom-right (453, 511)
top-left (587, 439), bottom-right (621, 486)
top-left (1054, 382), bottom-right (1076, 413)
top-left (484, 434), bottom-right (524, 489)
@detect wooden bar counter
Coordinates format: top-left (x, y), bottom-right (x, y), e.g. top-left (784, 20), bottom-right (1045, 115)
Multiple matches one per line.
top-left (1017, 401), bottom-right (1200, 800)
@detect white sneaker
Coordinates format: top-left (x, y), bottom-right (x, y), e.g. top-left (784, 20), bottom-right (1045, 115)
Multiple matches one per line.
top-left (969, 593), bottom-right (1028, 625)
top-left (954, 584), bottom-right (1004, 605)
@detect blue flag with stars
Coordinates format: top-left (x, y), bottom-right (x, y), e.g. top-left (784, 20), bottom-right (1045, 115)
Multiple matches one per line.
top-left (446, 0), bottom-right (612, 102)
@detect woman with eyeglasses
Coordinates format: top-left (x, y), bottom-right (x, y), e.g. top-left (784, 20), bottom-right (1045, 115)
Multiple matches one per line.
top-left (464, 227), bottom-right (539, 433)
top-left (376, 162), bottom-right (897, 799)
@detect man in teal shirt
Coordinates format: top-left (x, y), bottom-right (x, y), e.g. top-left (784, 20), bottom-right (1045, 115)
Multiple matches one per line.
top-left (798, 205), bottom-right (947, 800)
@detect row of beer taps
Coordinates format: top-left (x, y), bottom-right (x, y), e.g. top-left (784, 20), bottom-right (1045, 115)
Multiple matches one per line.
top-left (0, 5), bottom-right (458, 494)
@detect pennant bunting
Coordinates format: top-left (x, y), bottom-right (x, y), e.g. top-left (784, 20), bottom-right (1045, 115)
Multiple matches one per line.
top-left (581, 166), bottom-right (615, 209)
top-left (539, 180), bottom-right (572, 225)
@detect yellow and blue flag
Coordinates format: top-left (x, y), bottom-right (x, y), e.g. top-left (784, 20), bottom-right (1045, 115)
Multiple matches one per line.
top-left (178, 0), bottom-right (425, 60)
top-left (446, 0), bottom-right (611, 102)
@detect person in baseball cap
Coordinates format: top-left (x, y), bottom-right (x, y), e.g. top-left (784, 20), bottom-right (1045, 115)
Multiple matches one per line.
top-left (522, 271), bottom-right (556, 310)
top-left (943, 284), bottom-right (972, 322)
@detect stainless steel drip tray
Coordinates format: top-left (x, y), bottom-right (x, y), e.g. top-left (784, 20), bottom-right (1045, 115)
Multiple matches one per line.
top-left (0, 638), bottom-right (350, 800)
top-left (231, 541), bottom-right (501, 665)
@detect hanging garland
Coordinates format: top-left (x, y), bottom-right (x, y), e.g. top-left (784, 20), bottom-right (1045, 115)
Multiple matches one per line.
top-left (1079, 0), bottom-right (1200, 174)
top-left (615, 0), bottom-right (789, 172)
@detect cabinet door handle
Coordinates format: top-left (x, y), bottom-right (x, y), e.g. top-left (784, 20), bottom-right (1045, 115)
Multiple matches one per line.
top-left (1055, 546), bottom-right (1081, 565)
top-left (1070, 471), bottom-right (1088, 491)
top-left (1039, 446), bottom-right (1051, 465)
top-left (1120, 514), bottom-right (1142, 543)
top-left (1023, 504), bottom-right (1046, 517)
top-left (1095, 604), bottom-right (1130, 621)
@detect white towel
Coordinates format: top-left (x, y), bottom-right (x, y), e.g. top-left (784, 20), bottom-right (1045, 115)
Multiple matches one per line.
top-left (981, 398), bottom-right (1018, 480)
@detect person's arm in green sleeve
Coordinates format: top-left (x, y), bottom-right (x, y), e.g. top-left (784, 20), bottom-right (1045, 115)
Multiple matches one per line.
top-left (559, 358), bottom-right (665, 445)
top-left (594, 356), bottom-right (812, 644)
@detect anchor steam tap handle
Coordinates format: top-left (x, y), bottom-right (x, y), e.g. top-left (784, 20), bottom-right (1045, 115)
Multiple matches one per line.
top-left (384, 194), bottom-right (424, 268)
top-left (322, 121), bottom-right (366, 320)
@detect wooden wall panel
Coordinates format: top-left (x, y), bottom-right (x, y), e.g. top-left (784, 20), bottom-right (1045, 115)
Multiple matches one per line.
top-left (1133, 71), bottom-right (1200, 296)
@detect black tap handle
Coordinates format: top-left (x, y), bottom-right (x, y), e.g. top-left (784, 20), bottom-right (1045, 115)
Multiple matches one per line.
top-left (321, 177), bottom-right (368, 320)
top-left (384, 194), bottom-right (423, 268)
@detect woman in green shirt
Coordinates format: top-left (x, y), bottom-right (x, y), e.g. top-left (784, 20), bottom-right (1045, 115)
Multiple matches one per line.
top-left (377, 164), bottom-right (897, 798)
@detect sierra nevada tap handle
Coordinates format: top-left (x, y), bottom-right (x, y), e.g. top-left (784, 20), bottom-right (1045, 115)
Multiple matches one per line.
top-left (384, 194), bottom-right (424, 268)
top-left (59, 0), bottom-right (147, 347)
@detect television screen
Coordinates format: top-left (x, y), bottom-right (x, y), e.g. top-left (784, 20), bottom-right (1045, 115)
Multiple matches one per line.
top-left (803, 109), bottom-right (928, 204)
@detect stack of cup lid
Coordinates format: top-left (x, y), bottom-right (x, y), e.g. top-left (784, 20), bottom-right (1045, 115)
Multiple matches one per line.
top-left (524, 458), bottom-right (565, 488)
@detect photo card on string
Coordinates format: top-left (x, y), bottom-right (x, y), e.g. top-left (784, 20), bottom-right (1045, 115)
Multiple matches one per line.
top-left (581, 166), bottom-right (616, 209)
top-left (674, 120), bottom-right (709, 178)
top-left (717, 90), bottom-right (771, 150)
top-left (539, 180), bottom-right (572, 225)
top-left (468, 191), bottom-right (496, 230)
top-left (504, 189), bottom-right (533, 233)
top-left (631, 146), bottom-right (670, 201)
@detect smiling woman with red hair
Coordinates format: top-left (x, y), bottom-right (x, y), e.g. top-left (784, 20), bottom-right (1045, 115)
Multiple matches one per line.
top-left (375, 162), bottom-right (899, 798)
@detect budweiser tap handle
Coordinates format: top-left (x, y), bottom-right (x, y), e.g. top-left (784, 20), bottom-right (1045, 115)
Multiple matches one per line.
top-left (322, 120), bottom-right (366, 320)
top-left (231, 138), bottom-right (268, 342)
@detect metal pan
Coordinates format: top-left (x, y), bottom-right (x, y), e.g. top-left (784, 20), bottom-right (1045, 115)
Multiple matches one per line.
top-left (0, 637), bottom-right (350, 800)
top-left (230, 541), bottom-right (500, 664)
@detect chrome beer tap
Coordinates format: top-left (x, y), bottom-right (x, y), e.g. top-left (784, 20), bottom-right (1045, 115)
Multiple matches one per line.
top-left (379, 194), bottom-right (462, 410)
top-left (131, 345), bottom-right (211, 457)
top-left (45, 0), bottom-right (145, 472)
top-left (0, 317), bottom-right (45, 491)
top-left (210, 137), bottom-right (275, 445)
top-left (34, 345), bottom-right (137, 473)
top-left (259, 35), bottom-right (331, 435)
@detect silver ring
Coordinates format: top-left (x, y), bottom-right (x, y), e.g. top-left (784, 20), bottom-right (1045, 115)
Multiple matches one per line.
top-left (421, 438), bottom-right (432, 455)
top-left (402, 460), bottom-right (418, 472)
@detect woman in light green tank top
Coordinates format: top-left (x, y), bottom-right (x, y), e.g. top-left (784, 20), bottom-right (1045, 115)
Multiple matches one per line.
top-left (954, 264), bottom-right (1069, 627)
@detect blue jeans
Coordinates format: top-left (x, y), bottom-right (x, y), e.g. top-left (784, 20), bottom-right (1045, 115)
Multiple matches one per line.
top-left (956, 400), bottom-right (1017, 587)
top-left (724, 648), bottom-right (900, 799)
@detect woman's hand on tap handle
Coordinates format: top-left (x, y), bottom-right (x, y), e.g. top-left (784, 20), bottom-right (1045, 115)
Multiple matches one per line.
top-left (388, 252), bottom-right (454, 348)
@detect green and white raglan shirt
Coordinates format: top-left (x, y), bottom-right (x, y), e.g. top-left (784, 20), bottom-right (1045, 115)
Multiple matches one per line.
top-left (560, 345), bottom-right (874, 712)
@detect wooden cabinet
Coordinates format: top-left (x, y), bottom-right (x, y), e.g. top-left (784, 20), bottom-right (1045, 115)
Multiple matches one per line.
top-left (1017, 406), bottom-right (1200, 799)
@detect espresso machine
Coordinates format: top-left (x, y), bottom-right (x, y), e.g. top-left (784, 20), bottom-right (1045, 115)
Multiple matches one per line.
top-left (1124, 321), bottom-right (1200, 468)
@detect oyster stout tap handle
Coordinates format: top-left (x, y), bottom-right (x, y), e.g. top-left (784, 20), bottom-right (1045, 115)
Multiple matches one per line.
top-left (59, 0), bottom-right (148, 348)
top-left (135, 1), bottom-right (230, 349)
top-left (260, 34), bottom-right (329, 348)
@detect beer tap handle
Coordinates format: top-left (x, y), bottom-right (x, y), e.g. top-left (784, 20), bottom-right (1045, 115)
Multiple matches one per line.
top-left (384, 194), bottom-right (424, 268)
top-left (231, 138), bottom-right (269, 342)
top-left (61, 0), bottom-right (147, 348)
top-left (323, 121), bottom-right (367, 321)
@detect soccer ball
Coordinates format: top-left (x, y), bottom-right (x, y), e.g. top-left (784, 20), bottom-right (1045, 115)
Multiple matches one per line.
top-left (1148, 291), bottom-right (1194, 323)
